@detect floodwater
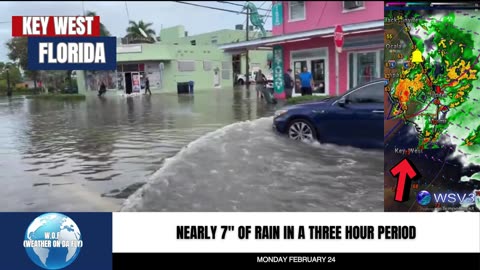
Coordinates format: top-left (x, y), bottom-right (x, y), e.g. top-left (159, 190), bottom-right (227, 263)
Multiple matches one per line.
top-left (0, 88), bottom-right (383, 212)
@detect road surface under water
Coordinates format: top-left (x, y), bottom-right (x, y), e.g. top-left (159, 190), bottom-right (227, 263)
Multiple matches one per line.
top-left (0, 89), bottom-right (383, 211)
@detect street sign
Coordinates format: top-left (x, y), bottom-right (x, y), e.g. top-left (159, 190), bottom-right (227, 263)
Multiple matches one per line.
top-left (334, 25), bottom-right (344, 53)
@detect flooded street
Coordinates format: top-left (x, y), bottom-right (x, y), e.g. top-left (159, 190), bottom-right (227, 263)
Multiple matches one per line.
top-left (0, 88), bottom-right (383, 212)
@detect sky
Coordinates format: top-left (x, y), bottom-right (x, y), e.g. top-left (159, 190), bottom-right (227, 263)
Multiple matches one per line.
top-left (0, 1), bottom-right (272, 62)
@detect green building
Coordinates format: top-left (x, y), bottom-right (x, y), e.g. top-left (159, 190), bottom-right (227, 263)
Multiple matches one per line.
top-left (76, 25), bottom-right (271, 94)
top-left (159, 25), bottom-right (273, 82)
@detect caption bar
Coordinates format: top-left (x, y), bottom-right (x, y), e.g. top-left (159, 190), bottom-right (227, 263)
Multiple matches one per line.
top-left (177, 225), bottom-right (416, 240)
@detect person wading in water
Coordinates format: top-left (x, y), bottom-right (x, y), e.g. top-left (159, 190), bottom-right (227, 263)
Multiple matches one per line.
top-left (98, 81), bottom-right (107, 97)
top-left (145, 77), bottom-right (151, 95)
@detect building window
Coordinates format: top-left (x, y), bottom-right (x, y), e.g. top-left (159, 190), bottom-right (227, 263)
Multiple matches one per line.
top-left (222, 61), bottom-right (231, 70)
top-left (178, 61), bottom-right (196, 72)
top-left (288, 1), bottom-right (306, 21)
top-left (222, 70), bottom-right (230, 80)
top-left (203, 61), bottom-right (212, 71)
top-left (343, 1), bottom-right (364, 11)
top-left (348, 50), bottom-right (383, 89)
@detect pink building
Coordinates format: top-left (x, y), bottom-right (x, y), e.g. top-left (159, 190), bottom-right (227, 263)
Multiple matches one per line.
top-left (221, 1), bottom-right (384, 98)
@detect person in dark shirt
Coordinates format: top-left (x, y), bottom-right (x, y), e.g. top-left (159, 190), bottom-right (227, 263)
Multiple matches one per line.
top-left (145, 77), bottom-right (151, 95)
top-left (283, 68), bottom-right (294, 99)
top-left (298, 67), bottom-right (313, 96)
top-left (98, 81), bottom-right (106, 97)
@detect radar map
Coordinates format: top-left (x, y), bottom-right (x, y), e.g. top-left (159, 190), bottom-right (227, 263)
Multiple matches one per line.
top-left (384, 3), bottom-right (480, 212)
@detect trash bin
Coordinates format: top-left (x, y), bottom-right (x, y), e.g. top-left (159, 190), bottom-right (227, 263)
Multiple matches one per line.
top-left (188, 81), bottom-right (194, 94)
top-left (177, 82), bottom-right (189, 94)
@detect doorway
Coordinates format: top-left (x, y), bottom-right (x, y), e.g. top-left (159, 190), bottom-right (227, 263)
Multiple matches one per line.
top-left (293, 61), bottom-right (307, 94)
top-left (214, 68), bottom-right (220, 88)
top-left (131, 72), bottom-right (141, 93)
top-left (291, 47), bottom-right (329, 95)
top-left (125, 73), bottom-right (132, 94)
top-left (311, 59), bottom-right (325, 94)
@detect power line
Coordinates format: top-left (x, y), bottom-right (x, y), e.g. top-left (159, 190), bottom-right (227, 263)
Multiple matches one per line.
top-left (316, 1), bottom-right (329, 27)
top-left (218, 1), bottom-right (271, 12)
top-left (125, 1), bottom-right (130, 21)
top-left (174, 1), bottom-right (271, 17)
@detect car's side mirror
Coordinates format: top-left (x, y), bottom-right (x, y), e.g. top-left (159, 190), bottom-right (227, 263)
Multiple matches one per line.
top-left (338, 97), bottom-right (346, 107)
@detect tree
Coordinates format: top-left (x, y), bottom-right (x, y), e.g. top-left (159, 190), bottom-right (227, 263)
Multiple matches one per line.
top-left (6, 37), bottom-right (40, 90)
top-left (6, 37), bottom-right (28, 71)
top-left (0, 62), bottom-right (22, 85)
top-left (85, 11), bottom-right (111, 37)
top-left (126, 20), bottom-right (156, 42)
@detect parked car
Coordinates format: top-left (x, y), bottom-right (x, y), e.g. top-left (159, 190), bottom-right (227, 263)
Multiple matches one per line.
top-left (272, 79), bottom-right (384, 149)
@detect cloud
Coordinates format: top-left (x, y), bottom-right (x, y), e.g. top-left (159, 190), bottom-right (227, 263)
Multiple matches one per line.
top-left (0, 1), bottom-right (272, 62)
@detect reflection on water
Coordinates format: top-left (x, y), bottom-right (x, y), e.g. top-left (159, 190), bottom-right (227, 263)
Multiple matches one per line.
top-left (0, 89), bottom-right (276, 211)
top-left (0, 89), bottom-right (383, 212)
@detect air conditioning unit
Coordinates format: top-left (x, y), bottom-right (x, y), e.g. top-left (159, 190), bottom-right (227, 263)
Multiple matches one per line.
top-left (344, 1), bottom-right (363, 9)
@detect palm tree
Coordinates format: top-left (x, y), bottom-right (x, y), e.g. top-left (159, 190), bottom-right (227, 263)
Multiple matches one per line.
top-left (75, 11), bottom-right (111, 92)
top-left (85, 11), bottom-right (111, 37)
top-left (126, 20), bottom-right (156, 42)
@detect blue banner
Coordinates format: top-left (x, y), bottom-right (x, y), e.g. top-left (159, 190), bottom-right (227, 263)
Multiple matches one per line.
top-left (1, 212), bottom-right (112, 270)
top-left (28, 37), bottom-right (117, 70)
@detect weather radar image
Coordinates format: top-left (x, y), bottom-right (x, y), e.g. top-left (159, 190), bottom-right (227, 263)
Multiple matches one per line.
top-left (384, 2), bottom-right (480, 212)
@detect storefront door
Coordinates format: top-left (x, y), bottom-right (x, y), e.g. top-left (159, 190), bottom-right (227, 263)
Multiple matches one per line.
top-left (310, 59), bottom-right (325, 94)
top-left (132, 72), bottom-right (141, 93)
top-left (291, 47), bottom-right (329, 95)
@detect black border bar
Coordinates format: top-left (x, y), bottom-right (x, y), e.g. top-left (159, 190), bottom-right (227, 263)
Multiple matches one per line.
top-left (113, 253), bottom-right (480, 268)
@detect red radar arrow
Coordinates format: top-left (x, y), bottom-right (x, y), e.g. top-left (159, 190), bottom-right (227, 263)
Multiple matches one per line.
top-left (389, 158), bottom-right (421, 202)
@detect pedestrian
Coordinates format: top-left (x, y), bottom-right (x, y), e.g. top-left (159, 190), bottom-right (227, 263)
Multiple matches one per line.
top-left (255, 70), bottom-right (265, 99)
top-left (98, 81), bottom-right (106, 97)
top-left (299, 66), bottom-right (314, 96)
top-left (145, 77), bottom-right (151, 95)
top-left (284, 68), bottom-right (294, 99)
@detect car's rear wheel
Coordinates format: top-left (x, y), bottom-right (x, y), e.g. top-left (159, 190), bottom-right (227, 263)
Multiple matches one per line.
top-left (287, 119), bottom-right (316, 142)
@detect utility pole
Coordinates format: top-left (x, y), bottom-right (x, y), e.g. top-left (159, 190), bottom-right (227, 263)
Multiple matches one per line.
top-left (245, 9), bottom-right (250, 88)
top-left (6, 69), bottom-right (12, 97)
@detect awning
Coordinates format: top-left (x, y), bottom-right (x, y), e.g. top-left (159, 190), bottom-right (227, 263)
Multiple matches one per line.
top-left (219, 20), bottom-right (384, 52)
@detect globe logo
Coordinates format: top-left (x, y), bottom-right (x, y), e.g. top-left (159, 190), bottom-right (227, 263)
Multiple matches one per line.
top-left (23, 213), bottom-right (83, 270)
top-left (416, 190), bottom-right (432, 206)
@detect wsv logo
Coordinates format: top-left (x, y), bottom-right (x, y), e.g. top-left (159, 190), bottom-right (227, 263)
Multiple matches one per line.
top-left (433, 192), bottom-right (475, 204)
top-left (416, 190), bottom-right (475, 206)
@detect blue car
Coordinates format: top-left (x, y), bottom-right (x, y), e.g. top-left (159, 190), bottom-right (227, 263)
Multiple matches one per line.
top-left (273, 79), bottom-right (384, 149)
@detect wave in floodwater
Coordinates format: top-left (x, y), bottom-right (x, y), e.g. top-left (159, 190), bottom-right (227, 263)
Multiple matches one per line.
top-left (122, 117), bottom-right (384, 212)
